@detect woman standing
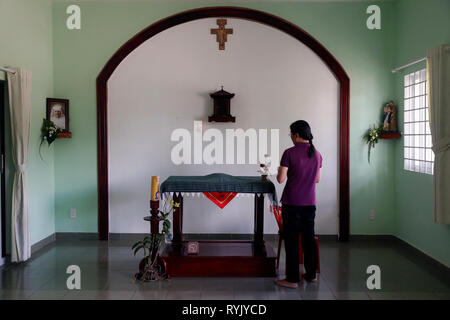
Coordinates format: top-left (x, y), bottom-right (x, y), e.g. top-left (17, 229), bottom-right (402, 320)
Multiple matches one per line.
top-left (275, 120), bottom-right (322, 288)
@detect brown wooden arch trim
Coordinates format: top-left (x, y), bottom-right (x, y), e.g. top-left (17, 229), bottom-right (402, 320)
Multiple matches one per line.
top-left (97, 6), bottom-right (350, 241)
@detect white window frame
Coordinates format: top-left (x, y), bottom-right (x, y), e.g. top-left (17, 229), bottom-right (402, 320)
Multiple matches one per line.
top-left (403, 68), bottom-right (434, 175)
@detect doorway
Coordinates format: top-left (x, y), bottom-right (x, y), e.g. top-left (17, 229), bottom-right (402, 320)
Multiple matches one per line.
top-left (107, 18), bottom-right (339, 235)
top-left (96, 6), bottom-right (350, 240)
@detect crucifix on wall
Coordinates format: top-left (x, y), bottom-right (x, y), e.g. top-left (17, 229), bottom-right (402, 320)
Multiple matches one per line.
top-left (210, 19), bottom-right (233, 50)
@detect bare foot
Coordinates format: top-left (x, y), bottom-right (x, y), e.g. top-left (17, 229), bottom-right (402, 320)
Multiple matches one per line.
top-left (302, 274), bottom-right (318, 283)
top-left (275, 279), bottom-right (298, 288)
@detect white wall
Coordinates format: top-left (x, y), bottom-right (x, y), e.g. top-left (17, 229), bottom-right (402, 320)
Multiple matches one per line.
top-left (108, 18), bottom-right (338, 235)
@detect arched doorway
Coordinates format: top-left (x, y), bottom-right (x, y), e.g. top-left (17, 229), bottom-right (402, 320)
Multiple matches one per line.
top-left (96, 6), bottom-right (350, 241)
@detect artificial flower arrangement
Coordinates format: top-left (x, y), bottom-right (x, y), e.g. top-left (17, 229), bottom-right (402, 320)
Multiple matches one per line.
top-left (363, 125), bottom-right (383, 163)
top-left (39, 118), bottom-right (61, 159)
top-left (257, 154), bottom-right (273, 181)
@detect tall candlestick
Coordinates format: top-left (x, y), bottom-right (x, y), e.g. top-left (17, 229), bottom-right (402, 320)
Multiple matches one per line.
top-left (151, 176), bottom-right (160, 201)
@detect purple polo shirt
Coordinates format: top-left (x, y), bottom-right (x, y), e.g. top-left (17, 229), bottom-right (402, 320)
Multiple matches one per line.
top-left (280, 142), bottom-right (322, 206)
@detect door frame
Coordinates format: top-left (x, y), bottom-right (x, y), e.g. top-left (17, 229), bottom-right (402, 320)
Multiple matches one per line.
top-left (96, 6), bottom-right (350, 241)
top-left (0, 80), bottom-right (6, 257)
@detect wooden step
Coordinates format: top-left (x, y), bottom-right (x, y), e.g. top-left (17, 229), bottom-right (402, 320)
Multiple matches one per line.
top-left (161, 240), bottom-right (276, 277)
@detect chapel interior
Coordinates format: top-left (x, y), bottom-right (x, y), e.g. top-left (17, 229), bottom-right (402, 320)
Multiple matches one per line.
top-left (0, 0), bottom-right (449, 301)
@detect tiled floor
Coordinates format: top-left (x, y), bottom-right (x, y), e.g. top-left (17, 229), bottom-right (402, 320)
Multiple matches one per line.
top-left (0, 238), bottom-right (449, 300)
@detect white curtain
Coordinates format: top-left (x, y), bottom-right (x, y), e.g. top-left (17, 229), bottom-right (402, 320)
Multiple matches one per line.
top-left (7, 68), bottom-right (32, 262)
top-left (426, 44), bottom-right (450, 225)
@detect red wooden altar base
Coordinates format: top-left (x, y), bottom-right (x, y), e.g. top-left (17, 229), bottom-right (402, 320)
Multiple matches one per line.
top-left (161, 240), bottom-right (277, 277)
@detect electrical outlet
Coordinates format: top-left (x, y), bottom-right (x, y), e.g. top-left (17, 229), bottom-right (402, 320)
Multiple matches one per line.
top-left (369, 210), bottom-right (375, 220)
top-left (70, 208), bottom-right (77, 218)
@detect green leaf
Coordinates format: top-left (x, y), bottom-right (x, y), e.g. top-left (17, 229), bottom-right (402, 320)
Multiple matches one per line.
top-left (131, 241), bottom-right (142, 250)
top-left (133, 244), bottom-right (144, 256)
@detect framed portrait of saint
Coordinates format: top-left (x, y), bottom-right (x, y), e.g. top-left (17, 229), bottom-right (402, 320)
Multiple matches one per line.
top-left (46, 98), bottom-right (69, 132)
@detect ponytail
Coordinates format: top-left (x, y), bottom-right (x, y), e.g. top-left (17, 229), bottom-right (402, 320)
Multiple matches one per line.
top-left (308, 134), bottom-right (316, 158)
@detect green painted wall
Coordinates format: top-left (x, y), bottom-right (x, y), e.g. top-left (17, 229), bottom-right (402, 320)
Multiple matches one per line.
top-left (3, 0), bottom-right (448, 266)
top-left (0, 0), bottom-right (55, 245)
top-left (52, 1), bottom-right (397, 235)
top-left (393, 0), bottom-right (450, 267)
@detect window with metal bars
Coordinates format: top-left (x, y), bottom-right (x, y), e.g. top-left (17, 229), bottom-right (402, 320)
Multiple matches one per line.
top-left (403, 68), bottom-right (434, 175)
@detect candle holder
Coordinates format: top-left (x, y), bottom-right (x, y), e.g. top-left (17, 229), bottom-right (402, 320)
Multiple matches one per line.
top-left (150, 200), bottom-right (161, 234)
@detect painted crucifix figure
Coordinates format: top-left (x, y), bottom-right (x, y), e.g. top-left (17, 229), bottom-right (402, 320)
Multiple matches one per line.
top-left (210, 19), bottom-right (233, 50)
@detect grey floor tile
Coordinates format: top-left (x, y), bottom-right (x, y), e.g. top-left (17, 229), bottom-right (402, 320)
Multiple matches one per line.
top-left (63, 290), bottom-right (99, 300)
top-left (39, 274), bottom-right (109, 291)
top-left (29, 290), bottom-right (69, 300)
top-left (232, 278), bottom-right (269, 292)
top-left (0, 289), bottom-right (34, 300)
top-left (62, 289), bottom-right (136, 300)
top-left (201, 290), bottom-right (234, 300)
top-left (0, 273), bottom-right (52, 290)
top-left (301, 291), bottom-right (336, 300)
top-left (104, 273), bottom-right (140, 291)
top-left (369, 291), bottom-right (450, 300)
top-left (135, 280), bottom-right (172, 291)
top-left (96, 290), bottom-right (137, 300)
top-left (297, 278), bottom-right (333, 293)
top-left (166, 290), bottom-right (201, 300)
top-left (434, 292), bottom-right (450, 300)
top-left (1, 238), bottom-right (448, 301)
top-left (234, 290), bottom-right (268, 300)
top-left (201, 278), bottom-right (235, 291)
top-left (167, 278), bottom-right (204, 291)
top-left (132, 289), bottom-right (168, 300)
top-left (334, 291), bottom-right (371, 300)
top-left (266, 290), bottom-right (302, 300)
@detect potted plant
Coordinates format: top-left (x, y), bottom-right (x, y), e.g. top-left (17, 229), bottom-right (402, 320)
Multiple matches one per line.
top-left (132, 199), bottom-right (179, 281)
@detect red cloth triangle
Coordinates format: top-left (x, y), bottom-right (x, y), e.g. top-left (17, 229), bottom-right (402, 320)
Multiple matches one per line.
top-left (203, 192), bottom-right (237, 209)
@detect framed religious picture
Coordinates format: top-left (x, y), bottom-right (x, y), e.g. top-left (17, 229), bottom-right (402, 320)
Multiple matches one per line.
top-left (46, 98), bottom-right (69, 132)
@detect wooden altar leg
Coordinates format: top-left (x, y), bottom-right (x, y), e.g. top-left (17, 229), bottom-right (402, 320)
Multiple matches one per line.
top-left (254, 194), bottom-right (264, 247)
top-left (172, 193), bottom-right (183, 246)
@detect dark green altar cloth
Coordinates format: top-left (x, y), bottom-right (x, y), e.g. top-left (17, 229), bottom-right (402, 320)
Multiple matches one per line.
top-left (160, 173), bottom-right (279, 206)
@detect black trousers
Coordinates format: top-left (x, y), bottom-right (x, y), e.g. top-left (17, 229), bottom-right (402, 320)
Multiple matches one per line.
top-left (282, 204), bottom-right (317, 283)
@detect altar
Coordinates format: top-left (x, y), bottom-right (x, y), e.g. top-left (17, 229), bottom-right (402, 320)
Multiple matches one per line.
top-left (158, 174), bottom-right (278, 277)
